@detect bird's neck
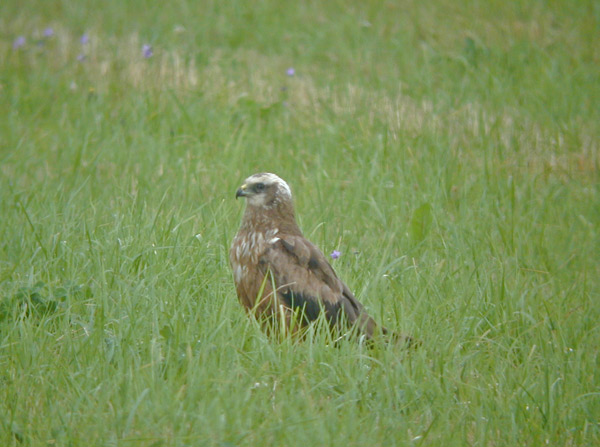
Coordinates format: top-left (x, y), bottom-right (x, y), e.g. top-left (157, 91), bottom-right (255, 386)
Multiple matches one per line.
top-left (241, 202), bottom-right (302, 236)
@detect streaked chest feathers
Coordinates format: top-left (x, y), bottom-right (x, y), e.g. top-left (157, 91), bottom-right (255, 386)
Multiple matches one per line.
top-left (231, 228), bottom-right (280, 284)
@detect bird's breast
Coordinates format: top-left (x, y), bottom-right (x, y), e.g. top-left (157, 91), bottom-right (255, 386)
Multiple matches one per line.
top-left (230, 228), bottom-right (280, 284)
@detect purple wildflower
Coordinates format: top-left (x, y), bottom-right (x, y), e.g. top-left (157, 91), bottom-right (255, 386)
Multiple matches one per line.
top-left (286, 67), bottom-right (295, 77)
top-left (80, 33), bottom-right (89, 45)
top-left (13, 36), bottom-right (26, 49)
top-left (76, 53), bottom-right (86, 62)
top-left (142, 44), bottom-right (153, 58)
top-left (43, 27), bottom-right (54, 38)
top-left (330, 250), bottom-right (341, 260)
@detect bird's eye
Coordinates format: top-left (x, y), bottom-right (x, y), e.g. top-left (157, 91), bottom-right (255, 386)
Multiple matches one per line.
top-left (255, 183), bottom-right (266, 192)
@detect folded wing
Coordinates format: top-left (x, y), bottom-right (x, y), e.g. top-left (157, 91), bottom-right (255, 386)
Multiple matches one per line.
top-left (258, 234), bottom-right (379, 337)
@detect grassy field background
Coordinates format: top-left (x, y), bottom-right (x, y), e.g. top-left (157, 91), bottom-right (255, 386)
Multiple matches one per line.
top-left (1, 0), bottom-right (599, 445)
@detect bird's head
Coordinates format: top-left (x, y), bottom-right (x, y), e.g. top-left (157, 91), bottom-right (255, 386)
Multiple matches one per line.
top-left (235, 173), bottom-right (292, 209)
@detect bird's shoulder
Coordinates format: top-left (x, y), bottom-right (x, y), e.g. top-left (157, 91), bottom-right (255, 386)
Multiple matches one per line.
top-left (261, 233), bottom-right (341, 288)
top-left (265, 233), bottom-right (325, 266)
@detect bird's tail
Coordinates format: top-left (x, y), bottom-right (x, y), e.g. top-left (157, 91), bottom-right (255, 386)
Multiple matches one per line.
top-left (357, 313), bottom-right (419, 348)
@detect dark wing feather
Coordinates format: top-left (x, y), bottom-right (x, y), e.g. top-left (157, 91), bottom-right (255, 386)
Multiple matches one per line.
top-left (258, 235), bottom-right (379, 337)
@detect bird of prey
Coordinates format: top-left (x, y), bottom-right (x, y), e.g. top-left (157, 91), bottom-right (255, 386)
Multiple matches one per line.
top-left (230, 172), bottom-right (410, 343)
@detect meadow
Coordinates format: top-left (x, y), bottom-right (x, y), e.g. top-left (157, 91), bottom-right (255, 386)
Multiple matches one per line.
top-left (1, 0), bottom-right (599, 445)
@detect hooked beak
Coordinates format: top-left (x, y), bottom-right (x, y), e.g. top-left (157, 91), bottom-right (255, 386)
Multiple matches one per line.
top-left (235, 184), bottom-right (248, 199)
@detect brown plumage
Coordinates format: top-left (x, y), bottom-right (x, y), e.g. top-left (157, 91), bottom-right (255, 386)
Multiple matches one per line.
top-left (230, 173), bottom-right (411, 344)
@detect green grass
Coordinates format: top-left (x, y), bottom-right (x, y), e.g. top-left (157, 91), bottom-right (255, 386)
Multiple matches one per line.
top-left (1, 0), bottom-right (599, 445)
